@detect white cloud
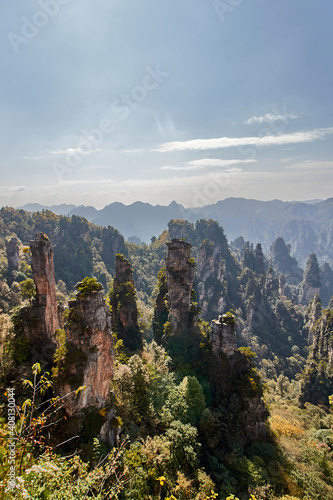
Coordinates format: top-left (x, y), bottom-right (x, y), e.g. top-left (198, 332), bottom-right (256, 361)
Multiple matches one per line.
top-left (161, 158), bottom-right (257, 171)
top-left (20, 155), bottom-right (47, 160)
top-left (153, 127), bottom-right (333, 153)
top-left (244, 112), bottom-right (301, 125)
top-left (50, 148), bottom-right (101, 156)
top-left (282, 160), bottom-right (333, 171)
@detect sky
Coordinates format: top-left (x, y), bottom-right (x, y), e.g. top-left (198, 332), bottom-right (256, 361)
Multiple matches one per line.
top-left (1, 0), bottom-right (333, 209)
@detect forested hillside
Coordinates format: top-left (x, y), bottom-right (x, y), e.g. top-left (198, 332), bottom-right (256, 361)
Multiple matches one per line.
top-left (0, 207), bottom-right (333, 499)
top-left (21, 197), bottom-right (333, 267)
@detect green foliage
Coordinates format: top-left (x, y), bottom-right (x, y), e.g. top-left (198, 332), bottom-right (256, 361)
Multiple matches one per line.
top-left (19, 278), bottom-right (36, 303)
top-left (12, 335), bottom-right (31, 364)
top-left (238, 346), bottom-right (257, 359)
top-left (52, 329), bottom-right (68, 379)
top-left (222, 311), bottom-right (236, 324)
top-left (75, 276), bottom-right (103, 298)
top-left (81, 407), bottom-right (105, 442)
top-left (162, 376), bottom-right (206, 426)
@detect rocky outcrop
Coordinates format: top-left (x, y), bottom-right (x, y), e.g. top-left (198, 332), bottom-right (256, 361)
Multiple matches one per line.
top-left (254, 243), bottom-right (265, 275)
top-left (269, 237), bottom-right (303, 285)
top-left (165, 239), bottom-right (195, 336)
top-left (59, 288), bottom-right (113, 416)
top-left (29, 232), bottom-right (60, 342)
top-left (110, 254), bottom-right (142, 351)
top-left (5, 236), bottom-right (21, 272)
top-left (300, 304), bottom-right (333, 407)
top-left (304, 294), bottom-right (322, 345)
top-left (168, 219), bottom-right (196, 243)
top-left (19, 232), bottom-right (59, 351)
top-left (101, 226), bottom-right (127, 274)
top-left (320, 262), bottom-right (333, 307)
top-left (152, 267), bottom-right (169, 343)
top-left (208, 315), bottom-right (268, 443)
top-left (300, 253), bottom-right (321, 305)
top-left (210, 314), bottom-right (236, 356)
top-left (197, 240), bottom-right (226, 320)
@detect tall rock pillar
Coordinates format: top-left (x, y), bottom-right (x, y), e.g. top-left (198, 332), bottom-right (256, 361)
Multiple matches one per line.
top-left (30, 232), bottom-right (59, 341)
top-left (165, 239), bottom-right (195, 336)
top-left (5, 236), bottom-right (21, 272)
top-left (110, 254), bottom-right (142, 351)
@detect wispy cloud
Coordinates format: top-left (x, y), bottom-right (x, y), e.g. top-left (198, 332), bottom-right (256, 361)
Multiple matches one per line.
top-left (154, 127), bottom-right (333, 153)
top-left (161, 158), bottom-right (256, 171)
top-left (50, 148), bottom-right (101, 155)
top-left (245, 112), bottom-right (301, 125)
top-left (20, 155), bottom-right (47, 160)
top-left (120, 148), bottom-right (146, 154)
top-left (283, 160), bottom-right (333, 171)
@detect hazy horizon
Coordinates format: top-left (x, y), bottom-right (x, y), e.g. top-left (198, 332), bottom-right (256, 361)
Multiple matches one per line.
top-left (8, 196), bottom-right (329, 213)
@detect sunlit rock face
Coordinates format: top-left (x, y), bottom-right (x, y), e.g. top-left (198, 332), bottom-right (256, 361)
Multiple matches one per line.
top-left (22, 232), bottom-right (60, 346)
top-left (60, 289), bottom-right (114, 416)
top-left (30, 232), bottom-right (60, 340)
top-left (58, 287), bottom-right (116, 444)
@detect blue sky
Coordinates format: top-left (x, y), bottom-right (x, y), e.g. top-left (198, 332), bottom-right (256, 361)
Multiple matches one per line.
top-left (1, 0), bottom-right (333, 208)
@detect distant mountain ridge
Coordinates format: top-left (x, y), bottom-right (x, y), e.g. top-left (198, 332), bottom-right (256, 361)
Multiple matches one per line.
top-left (19, 198), bottom-right (333, 267)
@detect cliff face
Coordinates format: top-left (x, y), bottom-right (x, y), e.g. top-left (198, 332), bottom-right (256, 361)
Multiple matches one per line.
top-left (300, 253), bottom-right (321, 305)
top-left (197, 240), bottom-right (226, 320)
top-left (209, 313), bottom-right (268, 442)
top-left (304, 295), bottom-right (322, 344)
top-left (101, 226), bottom-right (127, 274)
top-left (110, 254), bottom-right (142, 351)
top-left (165, 239), bottom-right (195, 336)
top-left (269, 237), bottom-right (303, 285)
top-left (59, 289), bottom-right (113, 417)
top-left (20, 233), bottom-right (60, 348)
top-left (210, 315), bottom-right (236, 356)
top-left (5, 236), bottom-right (21, 271)
top-left (300, 305), bottom-right (333, 406)
top-left (30, 232), bottom-right (60, 341)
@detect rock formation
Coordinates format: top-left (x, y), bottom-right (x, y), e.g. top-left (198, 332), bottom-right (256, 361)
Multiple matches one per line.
top-left (320, 262), bottom-right (333, 307)
top-left (197, 239), bottom-right (226, 320)
top-left (300, 253), bottom-right (321, 305)
top-left (304, 294), bottom-right (322, 344)
top-left (101, 226), bottom-right (127, 274)
top-left (110, 254), bottom-right (142, 351)
top-left (58, 285), bottom-right (114, 422)
top-left (5, 236), bottom-right (21, 272)
top-left (254, 243), bottom-right (265, 275)
top-left (18, 232), bottom-right (60, 354)
top-left (209, 312), bottom-right (268, 442)
top-left (210, 314), bottom-right (236, 356)
top-left (29, 232), bottom-right (60, 342)
top-left (152, 267), bottom-right (169, 344)
top-left (300, 304), bottom-right (333, 407)
top-left (14, 233), bottom-right (116, 444)
top-left (269, 237), bottom-right (302, 285)
top-left (165, 239), bottom-right (195, 336)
